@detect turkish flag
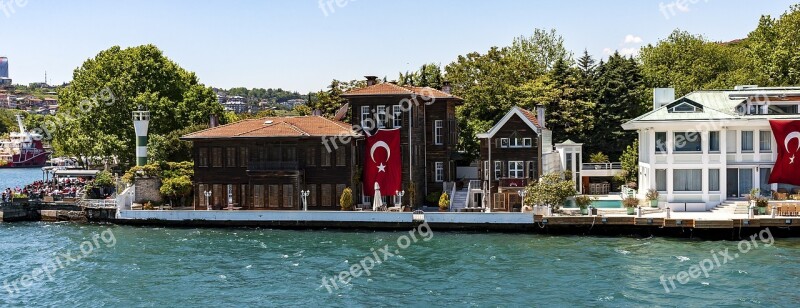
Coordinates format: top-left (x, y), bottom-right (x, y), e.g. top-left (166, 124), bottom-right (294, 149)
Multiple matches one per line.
top-left (769, 120), bottom-right (800, 186)
top-left (363, 129), bottom-right (402, 196)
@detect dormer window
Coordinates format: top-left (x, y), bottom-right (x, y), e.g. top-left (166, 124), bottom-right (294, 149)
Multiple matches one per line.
top-left (666, 98), bottom-right (703, 113)
top-left (670, 102), bottom-right (700, 113)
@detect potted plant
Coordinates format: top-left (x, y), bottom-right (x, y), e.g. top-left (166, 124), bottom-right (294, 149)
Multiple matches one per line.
top-left (623, 196), bottom-right (639, 215)
top-left (574, 195), bottom-right (595, 215)
top-left (589, 152), bottom-right (609, 169)
top-left (755, 196), bottom-right (769, 215)
top-left (646, 189), bottom-right (660, 208)
top-left (438, 192), bottom-right (450, 212)
top-left (339, 187), bottom-right (353, 211)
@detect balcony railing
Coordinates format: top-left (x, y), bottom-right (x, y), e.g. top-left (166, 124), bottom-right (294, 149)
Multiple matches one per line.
top-left (582, 163), bottom-right (622, 170)
top-left (247, 161), bottom-right (299, 171)
top-left (499, 178), bottom-right (527, 188)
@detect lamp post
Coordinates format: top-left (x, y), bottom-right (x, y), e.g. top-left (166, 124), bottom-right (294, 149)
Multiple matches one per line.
top-left (204, 190), bottom-right (212, 211)
top-left (301, 190), bottom-right (310, 211)
top-left (396, 190), bottom-right (405, 208)
top-left (517, 189), bottom-right (527, 212)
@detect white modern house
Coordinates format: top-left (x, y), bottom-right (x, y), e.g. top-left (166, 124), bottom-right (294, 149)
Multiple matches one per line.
top-left (622, 86), bottom-right (800, 211)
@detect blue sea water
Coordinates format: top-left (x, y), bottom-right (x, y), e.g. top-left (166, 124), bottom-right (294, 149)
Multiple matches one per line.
top-left (1, 169), bottom-right (799, 307)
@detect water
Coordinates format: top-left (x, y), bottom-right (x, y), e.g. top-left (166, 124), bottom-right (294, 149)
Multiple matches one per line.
top-left (2, 169), bottom-right (800, 307)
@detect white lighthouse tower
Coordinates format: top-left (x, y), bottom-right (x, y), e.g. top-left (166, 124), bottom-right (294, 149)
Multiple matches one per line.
top-left (132, 107), bottom-right (150, 166)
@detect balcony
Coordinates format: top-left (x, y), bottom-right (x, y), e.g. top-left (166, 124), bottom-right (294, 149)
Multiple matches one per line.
top-left (499, 178), bottom-right (527, 188)
top-left (581, 162), bottom-right (623, 177)
top-left (247, 161), bottom-right (299, 171)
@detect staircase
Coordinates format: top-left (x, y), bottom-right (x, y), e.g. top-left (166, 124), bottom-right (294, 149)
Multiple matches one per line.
top-left (711, 200), bottom-right (749, 215)
top-left (450, 188), bottom-right (469, 212)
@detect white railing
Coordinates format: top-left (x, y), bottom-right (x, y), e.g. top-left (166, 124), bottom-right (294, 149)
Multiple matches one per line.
top-left (448, 182), bottom-right (457, 212)
top-left (582, 162), bottom-right (622, 170)
top-left (82, 199), bottom-right (117, 209)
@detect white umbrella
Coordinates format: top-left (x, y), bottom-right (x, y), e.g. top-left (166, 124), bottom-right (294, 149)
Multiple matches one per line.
top-left (372, 182), bottom-right (383, 211)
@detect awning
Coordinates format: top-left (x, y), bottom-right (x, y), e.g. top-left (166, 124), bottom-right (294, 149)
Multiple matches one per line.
top-left (53, 170), bottom-right (101, 177)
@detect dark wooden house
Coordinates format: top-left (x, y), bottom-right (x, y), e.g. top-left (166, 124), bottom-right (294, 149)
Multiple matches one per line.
top-left (181, 116), bottom-right (360, 210)
top-left (477, 106), bottom-right (552, 211)
top-left (341, 77), bottom-right (463, 206)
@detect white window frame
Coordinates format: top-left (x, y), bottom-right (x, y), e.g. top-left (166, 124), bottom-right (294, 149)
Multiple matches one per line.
top-left (360, 106), bottom-right (370, 128)
top-left (484, 161), bottom-right (490, 180)
top-left (435, 162), bottom-right (444, 182)
top-left (523, 138), bottom-right (532, 148)
top-left (741, 131), bottom-right (754, 153)
top-left (494, 161), bottom-right (502, 180)
top-left (434, 120), bottom-right (443, 145)
top-left (759, 130), bottom-right (772, 152)
top-left (392, 105), bottom-right (402, 128)
top-left (376, 105), bottom-right (386, 128)
top-left (508, 161), bottom-right (524, 178)
top-left (500, 138), bottom-right (509, 148)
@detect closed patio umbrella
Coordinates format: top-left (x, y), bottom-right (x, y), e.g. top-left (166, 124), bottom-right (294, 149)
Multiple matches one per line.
top-left (372, 182), bottom-right (383, 211)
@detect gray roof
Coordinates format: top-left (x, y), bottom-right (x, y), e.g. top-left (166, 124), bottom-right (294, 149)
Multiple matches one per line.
top-left (624, 88), bottom-right (800, 126)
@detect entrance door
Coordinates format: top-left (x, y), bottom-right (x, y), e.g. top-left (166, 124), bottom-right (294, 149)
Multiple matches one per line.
top-left (727, 168), bottom-right (739, 198)
top-left (760, 168), bottom-right (772, 197)
top-left (739, 169), bottom-right (753, 198)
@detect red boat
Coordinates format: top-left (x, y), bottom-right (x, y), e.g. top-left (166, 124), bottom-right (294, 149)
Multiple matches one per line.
top-left (0, 115), bottom-right (51, 167)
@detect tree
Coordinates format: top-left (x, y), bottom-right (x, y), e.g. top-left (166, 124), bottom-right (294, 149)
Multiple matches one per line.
top-left (438, 191), bottom-right (450, 210)
top-left (148, 124), bottom-right (208, 163)
top-left (311, 79), bottom-right (364, 118)
top-left (524, 172), bottom-right (577, 210)
top-left (160, 175), bottom-right (193, 207)
top-left (292, 104), bottom-right (312, 116)
top-left (745, 5), bottom-right (800, 86)
top-left (55, 45), bottom-right (222, 168)
top-left (616, 139), bottom-right (639, 185)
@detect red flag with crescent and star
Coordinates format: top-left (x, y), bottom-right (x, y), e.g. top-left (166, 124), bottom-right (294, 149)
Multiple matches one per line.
top-left (769, 120), bottom-right (800, 186)
top-left (363, 128), bottom-right (402, 196)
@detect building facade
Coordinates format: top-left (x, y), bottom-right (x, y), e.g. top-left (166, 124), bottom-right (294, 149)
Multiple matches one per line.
top-left (181, 116), bottom-right (360, 210)
top-left (476, 106), bottom-right (552, 211)
top-left (341, 77), bottom-right (463, 206)
top-left (623, 87), bottom-right (800, 211)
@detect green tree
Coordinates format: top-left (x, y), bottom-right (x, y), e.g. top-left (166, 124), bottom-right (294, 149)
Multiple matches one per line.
top-left (524, 172), bottom-right (577, 210)
top-left (55, 45), bottom-right (222, 168)
top-left (745, 5), bottom-right (800, 86)
top-left (160, 175), bottom-right (193, 207)
top-left (340, 187), bottom-right (353, 210)
top-left (148, 124), bottom-right (208, 163)
top-left (616, 139), bottom-right (639, 185)
top-left (312, 79), bottom-right (364, 118)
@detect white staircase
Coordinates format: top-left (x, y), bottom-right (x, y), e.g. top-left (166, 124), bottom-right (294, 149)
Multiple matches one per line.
top-left (710, 200), bottom-right (748, 215)
top-left (450, 188), bottom-right (469, 212)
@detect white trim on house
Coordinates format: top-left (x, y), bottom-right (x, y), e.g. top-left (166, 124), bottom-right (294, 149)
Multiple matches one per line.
top-left (477, 106), bottom-right (541, 138)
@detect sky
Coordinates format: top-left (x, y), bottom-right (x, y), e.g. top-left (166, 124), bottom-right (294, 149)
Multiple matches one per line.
top-left (0, 0), bottom-right (797, 93)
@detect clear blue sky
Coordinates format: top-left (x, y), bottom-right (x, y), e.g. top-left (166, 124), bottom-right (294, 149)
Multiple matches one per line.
top-left (0, 0), bottom-right (796, 93)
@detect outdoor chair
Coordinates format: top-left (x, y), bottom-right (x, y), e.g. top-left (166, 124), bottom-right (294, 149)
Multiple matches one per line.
top-left (787, 205), bottom-right (797, 216)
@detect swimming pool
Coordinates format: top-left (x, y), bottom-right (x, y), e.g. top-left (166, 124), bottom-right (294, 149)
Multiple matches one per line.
top-left (564, 199), bottom-right (623, 208)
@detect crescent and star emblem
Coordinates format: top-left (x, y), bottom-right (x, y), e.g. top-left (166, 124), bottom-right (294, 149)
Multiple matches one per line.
top-left (784, 131), bottom-right (800, 165)
top-left (370, 141), bottom-right (391, 172)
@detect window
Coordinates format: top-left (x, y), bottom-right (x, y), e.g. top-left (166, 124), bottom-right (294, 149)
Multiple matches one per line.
top-left (768, 104), bottom-right (799, 114)
top-left (268, 185), bottom-right (280, 208)
top-left (656, 169), bottom-right (667, 192)
top-left (741, 131), bottom-right (754, 152)
top-left (211, 148), bottom-right (223, 167)
top-left (759, 130), bottom-right (772, 152)
top-left (307, 184), bottom-right (317, 207)
top-left (239, 147), bottom-right (248, 167)
top-left (674, 132), bottom-right (702, 152)
top-left (434, 120), bottom-right (443, 145)
top-left (253, 185), bottom-right (265, 208)
top-left (283, 147), bottom-right (296, 161)
top-left (655, 132), bottom-right (667, 154)
top-left (335, 146), bottom-right (346, 166)
top-left (321, 184), bottom-right (332, 207)
top-left (508, 161), bottom-right (524, 178)
top-left (523, 138), bottom-right (533, 147)
top-left (500, 138), bottom-right (509, 148)
top-left (709, 131), bottom-right (720, 152)
top-left (670, 102), bottom-right (699, 113)
top-left (361, 106), bottom-right (370, 128)
top-left (307, 147), bottom-right (316, 166)
top-left (527, 161), bottom-right (536, 179)
top-left (321, 149), bottom-right (331, 166)
top-left (709, 169), bottom-right (720, 191)
top-left (484, 161), bottom-right (490, 180)
top-left (226, 147), bottom-right (237, 167)
top-left (198, 147), bottom-right (208, 167)
top-left (435, 162), bottom-right (444, 182)
top-left (392, 105), bottom-right (402, 128)
top-left (283, 185), bottom-right (294, 208)
top-left (376, 105), bottom-right (386, 128)
top-left (494, 161), bottom-right (502, 180)
top-left (673, 169), bottom-right (702, 191)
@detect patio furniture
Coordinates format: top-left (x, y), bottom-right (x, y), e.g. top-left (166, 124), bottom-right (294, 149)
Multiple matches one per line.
top-left (787, 204), bottom-right (797, 216)
top-left (776, 193), bottom-right (789, 201)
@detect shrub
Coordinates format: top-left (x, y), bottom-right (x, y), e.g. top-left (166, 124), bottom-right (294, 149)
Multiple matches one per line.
top-left (623, 197), bottom-right (640, 208)
top-left (94, 170), bottom-right (115, 188)
top-left (426, 191), bottom-right (442, 205)
top-left (645, 189), bottom-right (659, 201)
top-left (589, 152), bottom-right (610, 163)
top-left (574, 195), bottom-right (595, 209)
top-left (340, 187), bottom-right (353, 210)
top-left (438, 192), bottom-right (450, 209)
top-left (525, 172), bottom-right (577, 210)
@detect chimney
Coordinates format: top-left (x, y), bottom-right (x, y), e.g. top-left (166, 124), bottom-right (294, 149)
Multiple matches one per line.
top-left (365, 76), bottom-right (378, 86)
top-left (536, 106), bottom-right (546, 129)
top-left (653, 88), bottom-right (675, 110)
top-left (442, 81), bottom-right (452, 94)
top-left (209, 114), bottom-right (218, 128)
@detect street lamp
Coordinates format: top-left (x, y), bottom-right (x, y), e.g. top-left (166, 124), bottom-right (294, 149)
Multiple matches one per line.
top-left (396, 190), bottom-right (405, 208)
top-left (301, 190), bottom-right (310, 211)
top-left (204, 190), bottom-right (212, 210)
top-left (517, 189), bottom-right (527, 212)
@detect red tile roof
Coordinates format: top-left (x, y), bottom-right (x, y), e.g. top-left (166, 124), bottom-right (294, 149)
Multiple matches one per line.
top-left (342, 82), bottom-right (462, 100)
top-left (517, 107), bottom-right (542, 128)
top-left (181, 116), bottom-right (359, 139)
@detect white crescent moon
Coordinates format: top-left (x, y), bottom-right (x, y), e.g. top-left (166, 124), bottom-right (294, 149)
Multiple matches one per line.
top-left (370, 141), bottom-right (391, 163)
top-left (785, 131), bottom-right (800, 153)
